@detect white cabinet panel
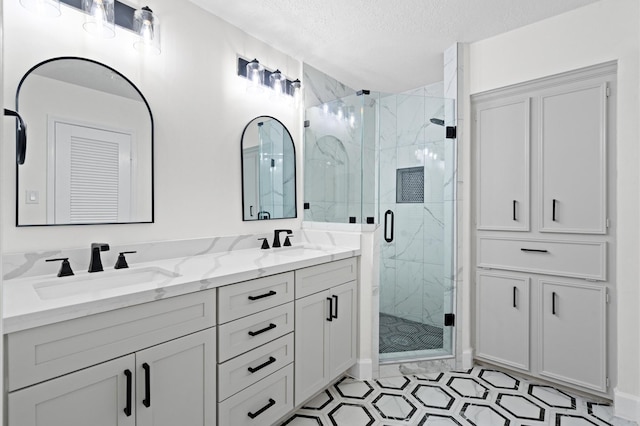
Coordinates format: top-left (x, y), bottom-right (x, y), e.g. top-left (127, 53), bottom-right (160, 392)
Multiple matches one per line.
top-left (476, 98), bottom-right (530, 231)
top-left (539, 83), bottom-right (607, 234)
top-left (539, 280), bottom-right (607, 392)
top-left (9, 355), bottom-right (136, 426)
top-left (476, 272), bottom-right (530, 371)
top-left (295, 257), bottom-right (357, 298)
top-left (329, 281), bottom-right (357, 379)
top-left (136, 329), bottom-right (216, 426)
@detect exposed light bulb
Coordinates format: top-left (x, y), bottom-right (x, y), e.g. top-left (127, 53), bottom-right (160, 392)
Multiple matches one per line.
top-left (83, 0), bottom-right (115, 38)
top-left (134, 6), bottom-right (161, 54)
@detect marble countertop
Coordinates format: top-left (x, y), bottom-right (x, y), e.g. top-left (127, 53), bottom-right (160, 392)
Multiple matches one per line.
top-left (3, 244), bottom-right (360, 334)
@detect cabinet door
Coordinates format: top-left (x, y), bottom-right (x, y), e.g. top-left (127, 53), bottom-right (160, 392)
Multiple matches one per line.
top-left (329, 281), bottom-right (357, 379)
top-left (539, 83), bottom-right (608, 234)
top-left (539, 281), bottom-right (606, 392)
top-left (9, 355), bottom-right (136, 426)
top-left (295, 289), bottom-right (331, 405)
top-left (476, 98), bottom-right (530, 231)
top-left (476, 272), bottom-right (530, 371)
top-left (136, 328), bottom-right (216, 426)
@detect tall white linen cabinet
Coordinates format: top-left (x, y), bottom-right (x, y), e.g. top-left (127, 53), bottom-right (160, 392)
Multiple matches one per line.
top-left (472, 62), bottom-right (617, 398)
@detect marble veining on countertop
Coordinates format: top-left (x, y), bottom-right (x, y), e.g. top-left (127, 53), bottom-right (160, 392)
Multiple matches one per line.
top-left (3, 243), bottom-right (360, 334)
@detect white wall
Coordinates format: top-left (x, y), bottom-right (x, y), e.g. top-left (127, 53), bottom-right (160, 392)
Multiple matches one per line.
top-left (467, 0), bottom-right (640, 418)
top-left (2, 0), bottom-right (303, 253)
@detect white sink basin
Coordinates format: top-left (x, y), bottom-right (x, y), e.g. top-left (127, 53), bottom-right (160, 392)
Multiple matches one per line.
top-left (33, 267), bottom-right (180, 300)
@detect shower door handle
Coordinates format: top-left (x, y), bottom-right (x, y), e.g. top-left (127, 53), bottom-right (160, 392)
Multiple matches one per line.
top-left (384, 210), bottom-right (394, 243)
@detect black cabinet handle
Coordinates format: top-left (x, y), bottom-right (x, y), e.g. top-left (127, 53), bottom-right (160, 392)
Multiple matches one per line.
top-left (513, 286), bottom-right (517, 308)
top-left (247, 398), bottom-right (276, 419)
top-left (520, 248), bottom-right (549, 253)
top-left (248, 323), bottom-right (276, 337)
top-left (552, 199), bottom-right (557, 221)
top-left (142, 362), bottom-right (151, 408)
top-left (327, 297), bottom-right (333, 322)
top-left (513, 200), bottom-right (517, 221)
top-left (250, 205), bottom-right (253, 217)
top-left (247, 356), bottom-right (276, 374)
top-left (332, 295), bottom-right (339, 319)
top-left (248, 290), bottom-right (277, 301)
top-left (552, 292), bottom-right (557, 315)
top-left (124, 369), bottom-right (132, 417)
top-left (384, 210), bottom-right (394, 243)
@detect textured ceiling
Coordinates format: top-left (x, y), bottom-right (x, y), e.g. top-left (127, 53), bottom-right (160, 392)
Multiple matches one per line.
top-left (189, 0), bottom-right (600, 92)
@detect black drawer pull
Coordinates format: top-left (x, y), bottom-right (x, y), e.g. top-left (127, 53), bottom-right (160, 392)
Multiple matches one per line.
top-left (247, 398), bottom-right (276, 419)
top-left (248, 323), bottom-right (276, 336)
top-left (332, 295), bottom-right (339, 319)
top-left (552, 199), bottom-right (558, 221)
top-left (327, 297), bottom-right (333, 322)
top-left (248, 356), bottom-right (277, 373)
top-left (124, 369), bottom-right (132, 417)
top-left (513, 286), bottom-right (517, 308)
top-left (248, 290), bottom-right (277, 301)
top-left (520, 248), bottom-right (549, 253)
top-left (142, 362), bottom-right (151, 408)
top-left (513, 200), bottom-right (517, 221)
top-left (552, 292), bottom-right (557, 315)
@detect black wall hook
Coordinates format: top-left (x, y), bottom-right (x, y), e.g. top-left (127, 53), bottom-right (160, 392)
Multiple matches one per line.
top-left (4, 109), bottom-right (27, 165)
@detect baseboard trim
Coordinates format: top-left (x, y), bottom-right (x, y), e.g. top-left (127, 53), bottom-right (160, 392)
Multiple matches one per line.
top-left (614, 388), bottom-right (640, 422)
top-left (349, 358), bottom-right (373, 380)
top-left (462, 349), bottom-right (474, 370)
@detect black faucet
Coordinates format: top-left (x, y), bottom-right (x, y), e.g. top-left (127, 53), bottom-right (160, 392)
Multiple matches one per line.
top-left (88, 243), bottom-right (110, 273)
top-left (272, 229), bottom-right (292, 248)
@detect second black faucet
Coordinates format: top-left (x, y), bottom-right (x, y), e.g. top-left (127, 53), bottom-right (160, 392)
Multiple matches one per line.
top-left (272, 229), bottom-right (292, 248)
top-left (88, 243), bottom-right (110, 273)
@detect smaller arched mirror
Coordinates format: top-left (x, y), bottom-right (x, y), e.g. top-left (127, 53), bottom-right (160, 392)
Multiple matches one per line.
top-left (241, 116), bottom-right (296, 221)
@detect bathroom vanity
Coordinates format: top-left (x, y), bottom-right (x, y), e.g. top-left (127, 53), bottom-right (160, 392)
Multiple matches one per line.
top-left (3, 243), bottom-right (359, 426)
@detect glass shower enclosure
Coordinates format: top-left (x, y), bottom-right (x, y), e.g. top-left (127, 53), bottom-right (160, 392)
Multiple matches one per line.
top-left (304, 90), bottom-right (456, 363)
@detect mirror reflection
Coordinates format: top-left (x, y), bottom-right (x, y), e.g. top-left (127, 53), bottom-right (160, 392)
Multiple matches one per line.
top-left (16, 57), bottom-right (153, 226)
top-left (241, 116), bottom-right (296, 221)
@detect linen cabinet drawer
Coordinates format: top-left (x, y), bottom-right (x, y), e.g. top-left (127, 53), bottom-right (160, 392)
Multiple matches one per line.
top-left (218, 302), bottom-right (294, 362)
top-left (218, 333), bottom-right (294, 401)
top-left (295, 257), bottom-right (358, 298)
top-left (218, 364), bottom-right (294, 426)
top-left (218, 272), bottom-right (294, 324)
top-left (7, 290), bottom-right (216, 392)
top-left (477, 237), bottom-right (606, 280)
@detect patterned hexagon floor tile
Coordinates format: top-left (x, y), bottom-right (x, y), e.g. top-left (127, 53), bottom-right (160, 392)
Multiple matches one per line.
top-left (372, 393), bottom-right (418, 421)
top-left (281, 414), bottom-right (324, 425)
top-left (459, 402), bottom-right (510, 426)
top-left (412, 384), bottom-right (456, 410)
top-left (376, 376), bottom-right (412, 391)
top-left (587, 402), bottom-right (638, 425)
top-left (446, 377), bottom-right (490, 400)
top-left (328, 403), bottom-right (375, 426)
top-left (417, 413), bottom-right (464, 425)
top-left (555, 413), bottom-right (600, 425)
top-left (478, 369), bottom-right (520, 390)
top-left (334, 377), bottom-right (375, 400)
top-left (528, 384), bottom-right (577, 409)
top-left (303, 390), bottom-right (335, 411)
top-left (496, 393), bottom-right (545, 421)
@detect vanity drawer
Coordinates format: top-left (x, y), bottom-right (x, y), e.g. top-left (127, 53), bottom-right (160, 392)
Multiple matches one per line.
top-left (295, 257), bottom-right (358, 299)
top-left (218, 302), bottom-right (294, 362)
top-left (218, 272), bottom-right (294, 324)
top-left (218, 364), bottom-right (294, 426)
top-left (7, 289), bottom-right (216, 392)
top-left (477, 237), bottom-right (606, 280)
top-left (218, 333), bottom-right (294, 401)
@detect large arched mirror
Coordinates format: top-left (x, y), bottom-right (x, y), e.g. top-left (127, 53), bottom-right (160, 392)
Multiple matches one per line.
top-left (241, 116), bottom-right (296, 221)
top-left (16, 57), bottom-right (153, 226)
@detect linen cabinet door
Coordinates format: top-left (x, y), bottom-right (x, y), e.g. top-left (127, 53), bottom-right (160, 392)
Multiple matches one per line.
top-left (475, 97), bottom-right (530, 231)
top-left (476, 272), bottom-right (530, 371)
top-left (8, 355), bottom-right (136, 426)
top-left (295, 289), bottom-right (331, 405)
top-left (539, 82), bottom-right (608, 234)
top-left (328, 281), bottom-right (357, 380)
top-left (136, 328), bottom-right (216, 426)
top-left (540, 280), bottom-right (607, 392)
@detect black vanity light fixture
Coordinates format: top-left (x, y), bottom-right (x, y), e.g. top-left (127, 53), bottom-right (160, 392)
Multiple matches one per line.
top-left (238, 57), bottom-right (302, 102)
top-left (20, 0), bottom-right (160, 54)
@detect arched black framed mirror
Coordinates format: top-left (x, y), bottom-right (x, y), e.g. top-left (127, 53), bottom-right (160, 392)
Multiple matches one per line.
top-left (15, 57), bottom-right (154, 226)
top-left (241, 116), bottom-right (296, 221)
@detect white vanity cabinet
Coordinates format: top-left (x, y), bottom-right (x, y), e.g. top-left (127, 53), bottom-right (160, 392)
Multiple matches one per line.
top-left (294, 258), bottom-right (358, 405)
top-left (7, 290), bottom-right (217, 426)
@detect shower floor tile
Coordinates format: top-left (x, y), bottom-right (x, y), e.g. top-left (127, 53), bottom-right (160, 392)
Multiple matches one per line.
top-left (280, 365), bottom-right (637, 426)
top-left (379, 313), bottom-right (444, 353)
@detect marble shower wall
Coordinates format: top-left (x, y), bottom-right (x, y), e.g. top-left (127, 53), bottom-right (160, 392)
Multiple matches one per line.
top-left (378, 83), bottom-right (456, 330)
top-left (258, 119), bottom-right (296, 218)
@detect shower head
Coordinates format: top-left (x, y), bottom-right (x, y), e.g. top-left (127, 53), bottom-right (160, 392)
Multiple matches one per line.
top-left (430, 118), bottom-right (445, 126)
